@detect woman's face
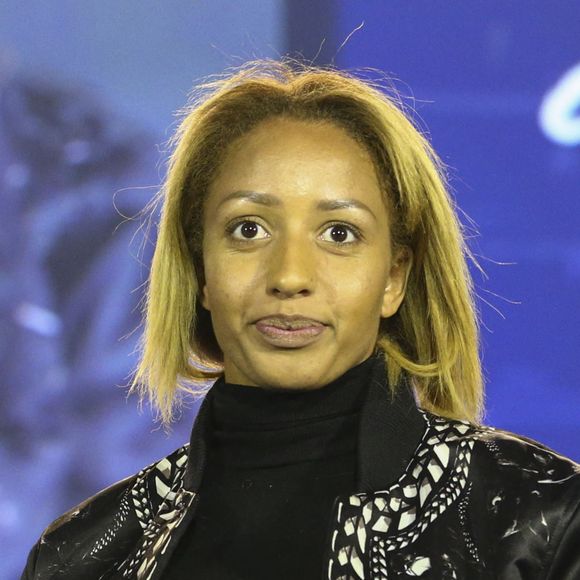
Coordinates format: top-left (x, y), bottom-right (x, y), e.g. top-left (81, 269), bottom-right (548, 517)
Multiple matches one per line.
top-left (201, 116), bottom-right (412, 390)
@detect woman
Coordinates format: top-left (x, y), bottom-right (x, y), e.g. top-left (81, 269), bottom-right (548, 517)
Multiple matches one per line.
top-left (22, 58), bottom-right (580, 579)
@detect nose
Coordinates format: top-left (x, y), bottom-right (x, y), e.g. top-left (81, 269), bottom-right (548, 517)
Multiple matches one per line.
top-left (266, 234), bottom-right (315, 298)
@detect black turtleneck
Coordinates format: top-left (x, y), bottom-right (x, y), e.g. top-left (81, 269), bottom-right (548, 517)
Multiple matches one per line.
top-left (162, 353), bottom-right (379, 580)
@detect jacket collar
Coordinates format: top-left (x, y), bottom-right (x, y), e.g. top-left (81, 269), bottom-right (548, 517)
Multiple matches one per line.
top-left (183, 351), bottom-right (426, 494)
top-left (356, 351), bottom-right (426, 492)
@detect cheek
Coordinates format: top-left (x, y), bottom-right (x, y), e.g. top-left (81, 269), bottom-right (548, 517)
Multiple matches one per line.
top-left (330, 272), bottom-right (383, 320)
top-left (203, 258), bottom-right (255, 316)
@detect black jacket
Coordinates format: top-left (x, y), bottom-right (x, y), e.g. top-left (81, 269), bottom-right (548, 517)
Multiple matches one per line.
top-left (21, 355), bottom-right (580, 579)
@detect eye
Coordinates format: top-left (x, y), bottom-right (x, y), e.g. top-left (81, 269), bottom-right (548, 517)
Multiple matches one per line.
top-left (226, 219), bottom-right (270, 242)
top-left (320, 222), bottom-right (362, 246)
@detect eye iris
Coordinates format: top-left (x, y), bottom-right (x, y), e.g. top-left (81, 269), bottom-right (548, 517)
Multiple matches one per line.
top-left (241, 222), bottom-right (258, 238)
top-left (330, 225), bottom-right (348, 243)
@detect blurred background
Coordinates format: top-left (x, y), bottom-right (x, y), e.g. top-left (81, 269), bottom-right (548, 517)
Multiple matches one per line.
top-left (2, 1), bottom-right (579, 576)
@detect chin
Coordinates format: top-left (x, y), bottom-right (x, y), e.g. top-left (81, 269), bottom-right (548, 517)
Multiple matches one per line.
top-left (252, 353), bottom-right (333, 388)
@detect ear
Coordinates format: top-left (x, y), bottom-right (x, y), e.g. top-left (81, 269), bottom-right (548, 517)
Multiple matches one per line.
top-left (381, 246), bottom-right (413, 318)
top-left (200, 283), bottom-right (211, 311)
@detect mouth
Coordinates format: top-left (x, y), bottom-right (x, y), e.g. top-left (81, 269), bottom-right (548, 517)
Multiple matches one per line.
top-left (254, 317), bottom-right (327, 348)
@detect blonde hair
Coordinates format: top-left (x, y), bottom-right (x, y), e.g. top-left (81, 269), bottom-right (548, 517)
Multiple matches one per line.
top-left (130, 57), bottom-right (484, 425)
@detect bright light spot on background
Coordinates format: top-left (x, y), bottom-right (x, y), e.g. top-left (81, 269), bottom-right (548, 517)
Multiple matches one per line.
top-left (539, 63), bottom-right (580, 147)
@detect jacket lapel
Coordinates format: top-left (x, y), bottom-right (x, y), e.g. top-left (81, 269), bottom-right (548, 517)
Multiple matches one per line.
top-left (183, 389), bottom-right (213, 493)
top-left (356, 352), bottom-right (426, 493)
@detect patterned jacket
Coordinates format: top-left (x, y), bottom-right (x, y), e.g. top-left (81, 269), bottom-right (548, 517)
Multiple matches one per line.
top-left (21, 357), bottom-right (580, 579)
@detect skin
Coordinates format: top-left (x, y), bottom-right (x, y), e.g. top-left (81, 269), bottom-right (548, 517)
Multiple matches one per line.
top-left (200, 116), bottom-right (413, 390)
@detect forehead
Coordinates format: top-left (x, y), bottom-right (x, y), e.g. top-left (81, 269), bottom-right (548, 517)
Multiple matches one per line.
top-left (207, 116), bottom-right (386, 211)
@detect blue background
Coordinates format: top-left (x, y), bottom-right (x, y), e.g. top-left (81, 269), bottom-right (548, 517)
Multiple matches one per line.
top-left (2, 2), bottom-right (579, 576)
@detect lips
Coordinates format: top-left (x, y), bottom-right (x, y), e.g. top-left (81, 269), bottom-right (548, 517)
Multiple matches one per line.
top-left (254, 316), bottom-right (327, 348)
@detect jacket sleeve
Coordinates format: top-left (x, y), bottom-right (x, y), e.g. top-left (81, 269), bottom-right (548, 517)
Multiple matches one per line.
top-left (545, 485), bottom-right (580, 579)
top-left (20, 540), bottom-right (40, 580)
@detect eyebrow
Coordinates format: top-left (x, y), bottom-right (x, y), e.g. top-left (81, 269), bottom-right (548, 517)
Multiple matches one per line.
top-left (217, 190), bottom-right (377, 220)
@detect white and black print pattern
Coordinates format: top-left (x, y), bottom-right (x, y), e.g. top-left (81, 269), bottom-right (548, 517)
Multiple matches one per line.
top-left (119, 487), bottom-right (196, 580)
top-left (327, 413), bottom-right (477, 580)
top-left (116, 445), bottom-right (192, 579)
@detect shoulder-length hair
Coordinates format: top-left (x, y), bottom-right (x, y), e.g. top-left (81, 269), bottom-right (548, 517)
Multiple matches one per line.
top-left (130, 58), bottom-right (484, 426)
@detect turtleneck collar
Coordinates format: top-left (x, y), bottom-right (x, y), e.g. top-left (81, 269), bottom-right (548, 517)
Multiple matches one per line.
top-left (210, 353), bottom-right (379, 430)
top-left (183, 349), bottom-right (427, 494)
